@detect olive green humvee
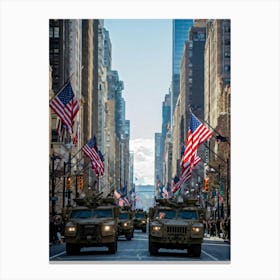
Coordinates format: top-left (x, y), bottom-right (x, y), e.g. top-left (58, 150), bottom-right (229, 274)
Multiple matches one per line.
top-left (64, 192), bottom-right (119, 255)
top-left (133, 209), bottom-right (147, 233)
top-left (148, 198), bottom-right (204, 257)
top-left (117, 206), bottom-right (134, 240)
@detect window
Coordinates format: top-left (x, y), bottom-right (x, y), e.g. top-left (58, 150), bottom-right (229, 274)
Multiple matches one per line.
top-left (70, 210), bottom-right (91, 219)
top-left (178, 210), bottom-right (198, 220)
top-left (224, 26), bottom-right (231, 33)
top-left (92, 209), bottom-right (113, 218)
top-left (54, 27), bottom-right (59, 38)
top-left (224, 52), bottom-right (230, 58)
top-left (135, 213), bottom-right (145, 218)
top-left (155, 209), bottom-right (176, 219)
top-left (224, 65), bottom-right (230, 72)
top-left (49, 27), bottom-right (53, 38)
top-left (119, 213), bottom-right (129, 219)
top-left (225, 39), bottom-right (230, 46)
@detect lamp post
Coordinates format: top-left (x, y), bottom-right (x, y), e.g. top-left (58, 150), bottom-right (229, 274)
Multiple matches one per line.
top-left (50, 154), bottom-right (61, 216)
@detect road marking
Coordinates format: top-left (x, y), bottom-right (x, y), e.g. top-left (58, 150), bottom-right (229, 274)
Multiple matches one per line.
top-left (132, 238), bottom-right (148, 241)
top-left (49, 251), bottom-right (66, 260)
top-left (202, 250), bottom-right (219, 261)
top-left (121, 249), bottom-right (147, 252)
top-left (203, 242), bottom-right (229, 247)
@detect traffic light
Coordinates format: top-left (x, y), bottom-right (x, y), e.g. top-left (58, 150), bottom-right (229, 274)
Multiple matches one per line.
top-left (204, 178), bottom-right (209, 192)
top-left (78, 175), bottom-right (84, 191)
top-left (66, 176), bottom-right (71, 190)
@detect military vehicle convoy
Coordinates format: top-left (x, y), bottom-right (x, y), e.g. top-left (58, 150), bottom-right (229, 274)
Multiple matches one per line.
top-left (117, 206), bottom-right (134, 240)
top-left (133, 209), bottom-right (147, 233)
top-left (148, 198), bottom-right (204, 257)
top-left (63, 192), bottom-right (119, 255)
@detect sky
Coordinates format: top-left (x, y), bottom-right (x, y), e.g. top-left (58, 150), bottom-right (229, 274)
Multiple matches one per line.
top-left (104, 19), bottom-right (172, 185)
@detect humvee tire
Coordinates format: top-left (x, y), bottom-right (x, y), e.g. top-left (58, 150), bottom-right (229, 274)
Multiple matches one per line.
top-left (108, 239), bottom-right (117, 254)
top-left (66, 243), bottom-right (80, 255)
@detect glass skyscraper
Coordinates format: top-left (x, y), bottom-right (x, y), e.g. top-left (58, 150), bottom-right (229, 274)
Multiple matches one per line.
top-left (171, 19), bottom-right (194, 122)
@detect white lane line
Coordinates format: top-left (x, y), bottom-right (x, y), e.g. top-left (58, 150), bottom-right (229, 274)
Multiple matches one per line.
top-left (203, 242), bottom-right (229, 247)
top-left (202, 250), bottom-right (219, 261)
top-left (132, 238), bottom-right (148, 241)
top-left (49, 251), bottom-right (66, 260)
top-left (121, 249), bottom-right (147, 252)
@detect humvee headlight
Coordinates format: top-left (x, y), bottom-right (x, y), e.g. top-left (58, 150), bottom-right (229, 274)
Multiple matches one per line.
top-left (152, 226), bottom-right (161, 231)
top-left (123, 222), bottom-right (128, 227)
top-left (141, 220), bottom-right (146, 224)
top-left (65, 225), bottom-right (77, 235)
top-left (67, 226), bottom-right (76, 232)
top-left (192, 227), bottom-right (200, 233)
top-left (104, 225), bottom-right (112, 231)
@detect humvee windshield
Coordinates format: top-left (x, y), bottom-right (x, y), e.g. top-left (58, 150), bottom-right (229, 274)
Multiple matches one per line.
top-left (135, 213), bottom-right (145, 218)
top-left (70, 209), bottom-right (91, 219)
top-left (178, 210), bottom-right (198, 220)
top-left (70, 209), bottom-right (113, 219)
top-left (92, 208), bottom-right (113, 218)
top-left (155, 209), bottom-right (176, 219)
top-left (119, 213), bottom-right (129, 219)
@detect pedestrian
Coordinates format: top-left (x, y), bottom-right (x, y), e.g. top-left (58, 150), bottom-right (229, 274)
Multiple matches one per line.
top-left (53, 215), bottom-right (64, 244)
top-left (203, 219), bottom-right (207, 236)
top-left (49, 216), bottom-right (55, 245)
top-left (210, 218), bottom-right (216, 237)
top-left (216, 217), bottom-right (221, 237)
top-left (220, 218), bottom-right (225, 239)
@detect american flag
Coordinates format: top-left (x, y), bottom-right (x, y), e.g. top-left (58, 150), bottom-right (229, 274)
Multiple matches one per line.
top-left (172, 154), bottom-right (201, 193)
top-left (172, 113), bottom-right (212, 193)
top-left (49, 82), bottom-right (79, 134)
top-left (82, 136), bottom-right (105, 177)
top-left (181, 114), bottom-right (212, 167)
top-left (56, 118), bottom-right (66, 141)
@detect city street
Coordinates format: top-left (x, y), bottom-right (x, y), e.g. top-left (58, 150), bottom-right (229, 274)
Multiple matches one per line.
top-left (50, 229), bottom-right (230, 262)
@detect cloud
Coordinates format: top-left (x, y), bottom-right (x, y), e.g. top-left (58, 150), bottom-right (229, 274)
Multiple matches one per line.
top-left (130, 138), bottom-right (154, 185)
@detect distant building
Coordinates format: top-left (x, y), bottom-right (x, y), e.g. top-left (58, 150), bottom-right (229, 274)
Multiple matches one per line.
top-left (171, 19), bottom-right (193, 124)
top-left (154, 132), bottom-right (162, 195)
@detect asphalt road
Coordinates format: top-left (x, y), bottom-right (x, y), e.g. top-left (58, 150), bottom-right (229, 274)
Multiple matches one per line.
top-left (50, 230), bottom-right (230, 263)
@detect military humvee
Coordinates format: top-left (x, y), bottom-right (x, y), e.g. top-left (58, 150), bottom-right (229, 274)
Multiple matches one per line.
top-left (133, 209), bottom-right (147, 233)
top-left (64, 192), bottom-right (119, 255)
top-left (148, 198), bottom-right (204, 257)
top-left (117, 206), bottom-right (134, 240)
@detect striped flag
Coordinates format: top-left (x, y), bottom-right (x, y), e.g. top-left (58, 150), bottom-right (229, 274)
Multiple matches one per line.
top-left (56, 118), bottom-right (66, 142)
top-left (181, 114), bottom-right (212, 167)
top-left (82, 136), bottom-right (105, 177)
top-left (172, 113), bottom-right (212, 193)
top-left (49, 81), bottom-right (79, 134)
top-left (172, 154), bottom-right (201, 193)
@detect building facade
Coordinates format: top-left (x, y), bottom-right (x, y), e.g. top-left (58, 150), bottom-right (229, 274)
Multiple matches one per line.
top-left (204, 19), bottom-right (231, 218)
top-left (171, 19), bottom-right (194, 123)
top-left (49, 19), bottom-right (132, 216)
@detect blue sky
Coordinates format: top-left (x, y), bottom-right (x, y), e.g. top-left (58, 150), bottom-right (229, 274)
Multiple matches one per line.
top-left (104, 19), bottom-right (173, 185)
top-left (104, 19), bottom-right (172, 140)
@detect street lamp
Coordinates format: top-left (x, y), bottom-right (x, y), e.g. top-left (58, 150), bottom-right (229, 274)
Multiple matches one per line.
top-left (50, 154), bottom-right (61, 216)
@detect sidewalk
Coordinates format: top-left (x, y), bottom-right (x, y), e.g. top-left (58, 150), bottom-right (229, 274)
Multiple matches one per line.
top-left (203, 234), bottom-right (229, 242)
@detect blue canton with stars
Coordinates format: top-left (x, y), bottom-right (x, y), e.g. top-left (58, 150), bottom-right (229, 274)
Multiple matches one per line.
top-left (57, 83), bottom-right (74, 106)
top-left (190, 114), bottom-right (201, 132)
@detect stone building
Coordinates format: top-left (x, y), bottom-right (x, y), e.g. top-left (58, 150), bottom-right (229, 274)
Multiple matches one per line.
top-left (204, 19), bottom-right (231, 217)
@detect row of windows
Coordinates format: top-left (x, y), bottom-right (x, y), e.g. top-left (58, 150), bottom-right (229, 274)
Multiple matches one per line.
top-left (49, 27), bottom-right (59, 38)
